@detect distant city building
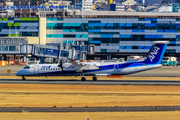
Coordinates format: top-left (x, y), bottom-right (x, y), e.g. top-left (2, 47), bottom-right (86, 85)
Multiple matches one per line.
top-left (82, 0), bottom-right (92, 11)
top-left (3, 1), bottom-right (14, 17)
top-left (157, 5), bottom-right (172, 12)
top-left (122, 0), bottom-right (137, 5)
top-left (42, 0), bottom-right (72, 11)
top-left (94, 0), bottom-right (108, 11)
top-left (115, 4), bottom-right (126, 11)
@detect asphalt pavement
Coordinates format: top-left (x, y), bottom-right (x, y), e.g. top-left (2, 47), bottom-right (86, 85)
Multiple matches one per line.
top-left (0, 66), bottom-right (180, 113)
top-left (0, 79), bottom-right (180, 86)
top-left (0, 106), bottom-right (180, 112)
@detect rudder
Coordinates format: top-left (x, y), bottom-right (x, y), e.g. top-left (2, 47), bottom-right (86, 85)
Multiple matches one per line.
top-left (144, 41), bottom-right (169, 64)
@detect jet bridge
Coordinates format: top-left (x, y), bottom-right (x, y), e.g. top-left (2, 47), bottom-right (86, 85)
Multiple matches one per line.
top-left (21, 44), bottom-right (60, 59)
top-left (0, 38), bottom-right (95, 65)
top-left (20, 43), bottom-right (91, 62)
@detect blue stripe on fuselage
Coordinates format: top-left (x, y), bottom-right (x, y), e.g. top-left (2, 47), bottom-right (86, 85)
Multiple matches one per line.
top-left (84, 62), bottom-right (157, 73)
top-left (38, 62), bottom-right (159, 76)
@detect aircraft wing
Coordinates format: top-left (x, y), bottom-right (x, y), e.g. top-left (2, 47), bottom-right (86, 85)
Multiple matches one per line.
top-left (73, 62), bottom-right (99, 72)
top-left (73, 62), bottom-right (87, 66)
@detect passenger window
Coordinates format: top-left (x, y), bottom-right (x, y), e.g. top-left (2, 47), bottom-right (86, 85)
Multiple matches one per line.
top-left (51, 68), bottom-right (52, 70)
top-left (53, 68), bottom-right (55, 70)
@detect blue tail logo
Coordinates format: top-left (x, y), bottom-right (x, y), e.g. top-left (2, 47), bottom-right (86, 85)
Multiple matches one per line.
top-left (149, 46), bottom-right (160, 62)
top-left (144, 41), bottom-right (168, 64)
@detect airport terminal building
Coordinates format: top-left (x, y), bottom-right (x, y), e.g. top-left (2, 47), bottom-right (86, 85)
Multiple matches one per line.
top-left (1, 11), bottom-right (180, 60)
top-left (44, 11), bottom-right (180, 59)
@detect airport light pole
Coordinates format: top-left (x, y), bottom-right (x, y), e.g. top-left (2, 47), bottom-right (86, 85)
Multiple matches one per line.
top-left (28, 1), bottom-right (31, 18)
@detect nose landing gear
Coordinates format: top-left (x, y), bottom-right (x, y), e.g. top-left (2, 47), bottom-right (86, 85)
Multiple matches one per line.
top-left (92, 76), bottom-right (97, 81)
top-left (22, 76), bottom-right (26, 81)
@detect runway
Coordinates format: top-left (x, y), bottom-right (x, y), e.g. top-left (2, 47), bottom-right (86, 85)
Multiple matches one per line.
top-left (0, 106), bottom-right (180, 112)
top-left (1, 79), bottom-right (180, 86)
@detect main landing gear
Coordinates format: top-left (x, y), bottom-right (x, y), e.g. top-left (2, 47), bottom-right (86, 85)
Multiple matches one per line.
top-left (80, 76), bottom-right (97, 81)
top-left (92, 76), bottom-right (97, 81)
top-left (22, 76), bottom-right (26, 81)
top-left (81, 77), bottom-right (86, 81)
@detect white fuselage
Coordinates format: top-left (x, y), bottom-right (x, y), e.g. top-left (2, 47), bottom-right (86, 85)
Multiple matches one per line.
top-left (16, 61), bottom-right (162, 77)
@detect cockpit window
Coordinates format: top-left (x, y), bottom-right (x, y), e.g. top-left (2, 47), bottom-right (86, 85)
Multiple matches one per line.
top-left (24, 66), bottom-right (30, 69)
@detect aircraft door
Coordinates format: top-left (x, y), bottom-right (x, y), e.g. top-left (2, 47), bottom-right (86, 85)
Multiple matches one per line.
top-left (34, 65), bottom-right (39, 75)
top-left (114, 65), bottom-right (119, 74)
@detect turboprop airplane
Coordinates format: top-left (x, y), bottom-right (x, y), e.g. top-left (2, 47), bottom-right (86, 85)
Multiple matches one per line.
top-left (16, 41), bottom-right (169, 81)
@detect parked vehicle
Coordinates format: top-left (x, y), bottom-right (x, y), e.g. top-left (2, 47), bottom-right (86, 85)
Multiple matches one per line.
top-left (161, 57), bottom-right (177, 66)
top-left (27, 58), bottom-right (40, 65)
top-left (127, 56), bottom-right (141, 61)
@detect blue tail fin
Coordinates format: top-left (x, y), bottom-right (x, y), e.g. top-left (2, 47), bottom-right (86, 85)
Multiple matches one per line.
top-left (144, 41), bottom-right (169, 64)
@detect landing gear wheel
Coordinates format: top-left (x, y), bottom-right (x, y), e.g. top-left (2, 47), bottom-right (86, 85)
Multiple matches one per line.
top-left (92, 76), bottom-right (97, 81)
top-left (81, 77), bottom-right (86, 81)
top-left (22, 77), bottom-right (26, 81)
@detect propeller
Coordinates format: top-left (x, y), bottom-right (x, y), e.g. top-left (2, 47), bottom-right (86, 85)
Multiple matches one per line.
top-left (58, 59), bottom-right (64, 74)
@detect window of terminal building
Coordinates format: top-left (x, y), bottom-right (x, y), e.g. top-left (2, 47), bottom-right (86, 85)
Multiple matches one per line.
top-left (177, 38), bottom-right (180, 41)
top-left (2, 46), bottom-right (8, 51)
top-left (61, 50), bottom-right (69, 57)
top-left (21, 32), bottom-right (39, 37)
top-left (63, 34), bottom-right (75, 38)
top-left (168, 44), bottom-right (176, 46)
top-left (9, 46), bottom-right (18, 51)
top-left (165, 50), bottom-right (175, 53)
top-left (132, 46), bottom-right (138, 49)
top-left (88, 21), bottom-right (101, 23)
top-left (0, 46), bottom-right (1, 51)
top-left (101, 49), bottom-right (107, 53)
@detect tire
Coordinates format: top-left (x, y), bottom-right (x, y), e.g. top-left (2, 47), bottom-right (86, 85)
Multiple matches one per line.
top-left (81, 77), bottom-right (86, 81)
top-left (92, 77), bottom-right (97, 81)
top-left (22, 77), bottom-right (26, 81)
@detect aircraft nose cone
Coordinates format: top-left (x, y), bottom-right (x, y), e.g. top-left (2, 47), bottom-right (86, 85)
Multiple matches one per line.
top-left (15, 71), bottom-right (21, 76)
